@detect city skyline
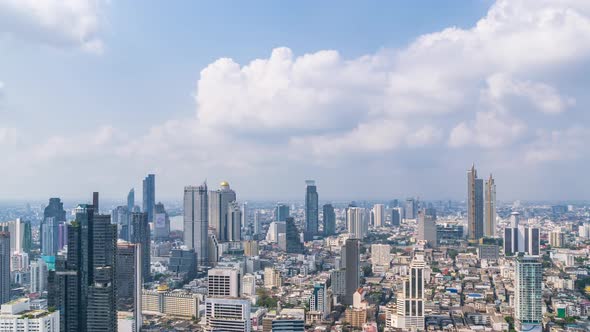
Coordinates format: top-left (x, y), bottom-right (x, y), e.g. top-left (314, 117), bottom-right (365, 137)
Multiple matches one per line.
top-left (1, 0), bottom-right (590, 201)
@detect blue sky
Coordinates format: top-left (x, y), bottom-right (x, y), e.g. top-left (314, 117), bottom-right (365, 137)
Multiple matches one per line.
top-left (1, 0), bottom-right (589, 202)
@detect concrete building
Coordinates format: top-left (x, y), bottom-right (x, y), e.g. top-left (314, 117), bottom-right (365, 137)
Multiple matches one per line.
top-left (323, 204), bottom-right (336, 236)
top-left (264, 267), bottom-right (282, 289)
top-left (372, 204), bottom-right (385, 227)
top-left (371, 244), bottom-right (391, 267)
top-left (30, 258), bottom-right (48, 294)
top-left (393, 254), bottom-right (425, 330)
top-left (304, 180), bottom-right (319, 240)
top-left (0, 298), bottom-right (59, 332)
top-left (183, 183), bottom-right (209, 265)
top-left (142, 289), bottom-right (199, 319)
top-left (467, 164), bottom-right (484, 240)
top-left (484, 174), bottom-right (496, 237)
top-left (343, 239), bottom-right (360, 306)
top-left (208, 267), bottom-right (240, 297)
top-left (142, 174), bottom-right (155, 222)
top-left (0, 232), bottom-right (9, 305)
top-left (242, 273), bottom-right (256, 296)
top-left (417, 210), bottom-right (437, 246)
top-left (347, 208), bottom-right (368, 240)
top-left (205, 298), bottom-right (251, 332)
top-left (550, 230), bottom-right (565, 248)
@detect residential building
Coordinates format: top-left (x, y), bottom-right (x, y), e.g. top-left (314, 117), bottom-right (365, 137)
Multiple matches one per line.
top-left (208, 267), bottom-right (240, 297)
top-left (514, 255), bottom-right (542, 332)
top-left (373, 204), bottom-right (385, 227)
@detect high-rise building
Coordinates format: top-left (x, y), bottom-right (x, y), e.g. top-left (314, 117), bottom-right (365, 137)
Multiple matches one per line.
top-left (285, 217), bottom-right (303, 254)
top-left (242, 273), bottom-right (256, 296)
top-left (42, 198), bottom-right (66, 256)
top-left (275, 204), bottom-right (290, 222)
top-left (51, 203), bottom-right (118, 332)
top-left (209, 181), bottom-right (237, 242)
top-left (404, 198), bottom-right (416, 220)
top-left (30, 258), bottom-right (48, 294)
top-left (111, 206), bottom-right (130, 241)
top-left (371, 244), bottom-right (391, 267)
top-left (484, 174), bottom-right (496, 237)
top-left (514, 255), bottom-right (543, 332)
top-left (310, 282), bottom-right (328, 316)
top-left (184, 183), bottom-right (209, 266)
top-left (116, 241), bottom-right (142, 313)
top-left (208, 234), bottom-right (220, 266)
top-left (154, 202), bottom-right (170, 240)
top-left (504, 213), bottom-right (539, 256)
top-left (417, 210), bottom-right (437, 246)
top-left (127, 188), bottom-right (135, 212)
top-left (0, 232), bottom-right (9, 305)
top-left (393, 254), bottom-right (425, 330)
top-left (467, 164), bottom-right (484, 240)
top-left (347, 208), bottom-right (369, 239)
top-left (389, 208), bottom-right (401, 226)
top-left (305, 180), bottom-right (319, 241)
top-left (208, 267), bottom-right (240, 297)
top-left (142, 174), bottom-right (156, 222)
top-left (205, 298), bottom-right (251, 332)
top-left (373, 204), bottom-right (385, 227)
top-left (253, 210), bottom-right (261, 236)
top-left (227, 201), bottom-right (242, 242)
top-left (130, 212), bottom-right (151, 282)
top-left (264, 267), bottom-right (282, 289)
top-left (323, 204), bottom-right (336, 236)
top-left (330, 269), bottom-right (346, 297)
top-left (550, 230), bottom-right (565, 247)
top-left (343, 239), bottom-right (360, 306)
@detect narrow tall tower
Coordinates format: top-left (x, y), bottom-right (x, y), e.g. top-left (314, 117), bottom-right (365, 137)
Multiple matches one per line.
top-left (515, 254), bottom-right (542, 332)
top-left (484, 174), bottom-right (496, 237)
top-left (467, 164), bottom-right (484, 240)
top-left (0, 232), bottom-right (9, 305)
top-left (184, 183), bottom-right (209, 266)
top-left (394, 254), bottom-right (425, 330)
top-left (142, 174), bottom-right (155, 222)
top-left (305, 180), bottom-right (319, 241)
top-left (208, 181), bottom-right (236, 242)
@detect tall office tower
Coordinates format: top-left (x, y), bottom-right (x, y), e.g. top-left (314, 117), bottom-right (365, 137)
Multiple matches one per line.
top-left (127, 188), bottom-right (135, 212)
top-left (550, 230), bottom-right (565, 247)
top-left (142, 174), bottom-right (156, 222)
top-left (208, 267), bottom-right (240, 297)
top-left (373, 204), bottom-right (385, 227)
top-left (285, 217), bottom-right (303, 253)
top-left (116, 242), bottom-right (137, 310)
top-left (130, 212), bottom-right (151, 282)
top-left (154, 202), bottom-right (170, 240)
top-left (0, 232), bottom-right (9, 305)
top-left (514, 255), bottom-right (542, 332)
top-left (253, 211), bottom-right (261, 236)
top-left (521, 227), bottom-right (540, 256)
top-left (30, 258), bottom-right (48, 294)
top-left (343, 239), bottom-right (360, 306)
top-left (347, 207), bottom-right (369, 239)
top-left (52, 204), bottom-right (118, 332)
top-left (371, 244), bottom-right (391, 267)
top-left (93, 192), bottom-right (100, 212)
top-left (208, 234), bottom-right (220, 266)
top-left (209, 181), bottom-right (237, 242)
top-left (330, 269), bottom-right (346, 297)
top-left (323, 204), bottom-right (336, 236)
top-left (389, 208), bottom-right (401, 226)
top-left (305, 180), bottom-right (319, 241)
top-left (394, 255), bottom-right (425, 330)
top-left (205, 298), bottom-right (251, 332)
top-left (20, 220), bottom-right (32, 254)
top-left (417, 210), bottom-right (437, 246)
top-left (484, 174), bottom-right (496, 237)
top-left (264, 267), bottom-right (282, 289)
top-left (184, 183), bottom-right (209, 265)
top-left (275, 203), bottom-right (290, 222)
top-left (404, 198), bottom-right (416, 220)
top-left (42, 198), bottom-right (66, 255)
top-left (242, 273), bottom-right (256, 296)
top-left (241, 202), bottom-right (248, 228)
top-left (310, 282), bottom-right (328, 315)
top-left (467, 164), bottom-right (484, 240)
top-left (227, 201), bottom-right (242, 242)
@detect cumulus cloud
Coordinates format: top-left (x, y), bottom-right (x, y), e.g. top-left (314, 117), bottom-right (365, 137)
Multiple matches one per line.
top-left (0, 0), bottom-right (108, 52)
top-left (524, 127), bottom-right (590, 163)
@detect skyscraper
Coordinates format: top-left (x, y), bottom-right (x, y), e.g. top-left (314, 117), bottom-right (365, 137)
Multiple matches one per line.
top-left (305, 180), bottom-right (319, 241)
top-left (208, 181), bottom-right (237, 242)
top-left (92, 192), bottom-right (100, 212)
top-left (184, 183), bottom-right (209, 266)
top-left (504, 212), bottom-right (539, 256)
top-left (52, 203), bottom-right (118, 332)
top-left (130, 212), bottom-right (151, 282)
top-left (373, 204), bottom-right (385, 227)
top-left (404, 198), bottom-right (416, 220)
top-left (154, 202), bottom-right (170, 240)
top-left (42, 198), bottom-right (66, 256)
top-left (515, 255), bottom-right (542, 332)
top-left (227, 201), bottom-right (242, 242)
top-left (323, 204), bottom-right (336, 236)
top-left (116, 242), bottom-right (137, 310)
top-left (347, 207), bottom-right (369, 240)
top-left (30, 258), bottom-right (48, 294)
top-left (0, 232), bottom-right (9, 305)
top-left (275, 203), bottom-right (290, 222)
top-left (394, 254), bottom-right (425, 330)
top-left (310, 282), bottom-right (328, 316)
top-left (467, 164), bottom-right (484, 240)
top-left (142, 174), bottom-right (155, 222)
top-left (484, 174), bottom-right (496, 237)
top-left (285, 217), bottom-right (303, 253)
top-left (343, 238), bottom-right (360, 306)
top-left (417, 210), bottom-right (437, 246)
top-left (389, 208), bottom-right (401, 226)
top-left (127, 188), bottom-right (135, 212)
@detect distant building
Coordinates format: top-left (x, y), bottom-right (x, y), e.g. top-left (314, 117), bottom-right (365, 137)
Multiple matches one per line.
top-left (168, 249), bottom-right (196, 280)
top-left (208, 267), bottom-right (240, 297)
top-left (127, 188), bottom-right (134, 212)
top-left (504, 212), bottom-right (539, 256)
top-left (373, 204), bottom-right (385, 227)
top-left (549, 230), bottom-right (565, 248)
top-left (130, 212), bottom-right (150, 281)
top-left (371, 244), bottom-right (391, 267)
top-left (484, 174), bottom-right (496, 237)
top-left (467, 164), bottom-right (484, 240)
top-left (478, 245), bottom-right (499, 260)
top-left (285, 217), bottom-right (303, 253)
top-left (243, 240), bottom-right (259, 257)
top-left (417, 210), bottom-right (437, 246)
top-left (323, 204), bottom-right (336, 236)
top-left (242, 273), bottom-right (256, 296)
top-left (330, 269), bottom-right (346, 297)
top-left (264, 267), bottom-right (282, 289)
top-left (272, 314), bottom-right (305, 332)
top-left (227, 201), bottom-right (242, 242)
top-left (347, 208), bottom-right (369, 239)
top-left (343, 239), bottom-right (360, 306)
top-left (309, 282), bottom-right (328, 316)
top-left (142, 174), bottom-right (155, 222)
top-left (209, 181), bottom-right (236, 242)
top-left (205, 298), bottom-right (251, 332)
top-left (142, 289), bottom-right (199, 319)
top-left (30, 258), bottom-right (48, 294)
top-left (183, 183), bottom-right (209, 265)
top-left (305, 180), bottom-right (319, 241)
top-left (389, 208), bottom-right (400, 226)
top-left (404, 198), bottom-right (416, 220)
top-left (153, 202), bottom-right (170, 240)
top-left (275, 204), bottom-right (290, 222)
top-left (436, 223), bottom-right (464, 245)
top-left (0, 232), bottom-right (9, 305)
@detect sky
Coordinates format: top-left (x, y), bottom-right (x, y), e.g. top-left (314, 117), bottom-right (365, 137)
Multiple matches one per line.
top-left (0, 0), bottom-right (589, 202)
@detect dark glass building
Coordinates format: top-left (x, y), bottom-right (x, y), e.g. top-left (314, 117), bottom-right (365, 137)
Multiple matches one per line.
top-left (130, 212), bottom-right (150, 281)
top-left (343, 238), bottom-right (359, 305)
top-left (323, 204), bottom-right (336, 236)
top-left (0, 232), bottom-right (10, 305)
top-left (305, 180), bottom-right (319, 241)
top-left (142, 174), bottom-right (155, 222)
top-left (285, 217), bottom-right (303, 253)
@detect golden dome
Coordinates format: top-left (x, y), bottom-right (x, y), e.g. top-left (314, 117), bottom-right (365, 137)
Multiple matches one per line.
top-left (220, 181), bottom-right (229, 187)
top-left (157, 284), bottom-right (169, 292)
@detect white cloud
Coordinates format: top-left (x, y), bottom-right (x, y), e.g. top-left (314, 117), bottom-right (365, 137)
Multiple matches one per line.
top-left (524, 127), bottom-right (589, 163)
top-left (0, 127), bottom-right (17, 145)
top-left (0, 0), bottom-right (107, 52)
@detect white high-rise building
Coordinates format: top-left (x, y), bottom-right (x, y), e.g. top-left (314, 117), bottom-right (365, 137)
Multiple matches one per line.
top-left (205, 298), bottom-right (251, 332)
top-left (242, 273), bottom-right (256, 296)
top-left (371, 244), bottom-right (391, 267)
top-left (515, 255), bottom-right (542, 332)
top-left (30, 258), bottom-right (48, 294)
top-left (265, 221), bottom-right (286, 243)
top-left (347, 208), bottom-right (369, 239)
top-left (208, 267), bottom-right (240, 297)
top-left (393, 254), bottom-right (425, 330)
top-left (373, 204), bottom-right (385, 228)
top-left (309, 282), bottom-right (328, 316)
top-left (579, 223), bottom-right (590, 238)
top-left (183, 183), bottom-right (209, 265)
